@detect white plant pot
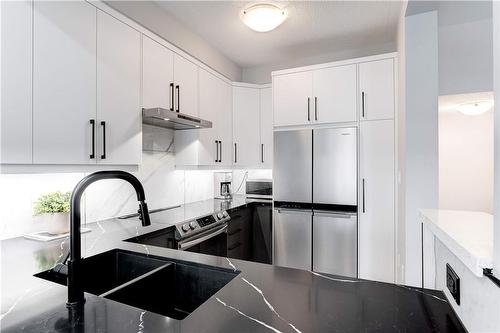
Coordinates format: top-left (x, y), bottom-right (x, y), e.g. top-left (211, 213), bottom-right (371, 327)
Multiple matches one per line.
top-left (44, 212), bottom-right (70, 235)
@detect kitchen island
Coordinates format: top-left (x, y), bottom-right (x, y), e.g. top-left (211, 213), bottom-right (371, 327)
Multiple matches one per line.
top-left (1, 196), bottom-right (465, 332)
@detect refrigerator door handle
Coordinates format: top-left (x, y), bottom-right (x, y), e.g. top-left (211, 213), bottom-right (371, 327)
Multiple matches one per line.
top-left (313, 211), bottom-right (355, 219)
top-left (362, 178), bottom-right (366, 213)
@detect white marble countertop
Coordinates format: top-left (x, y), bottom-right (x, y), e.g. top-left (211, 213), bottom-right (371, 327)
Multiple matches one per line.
top-left (419, 209), bottom-right (493, 276)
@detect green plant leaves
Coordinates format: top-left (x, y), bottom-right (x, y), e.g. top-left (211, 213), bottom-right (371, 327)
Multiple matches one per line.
top-left (33, 191), bottom-right (71, 216)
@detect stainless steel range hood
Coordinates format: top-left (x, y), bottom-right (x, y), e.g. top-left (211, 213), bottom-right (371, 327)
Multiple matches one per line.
top-left (142, 108), bottom-right (212, 130)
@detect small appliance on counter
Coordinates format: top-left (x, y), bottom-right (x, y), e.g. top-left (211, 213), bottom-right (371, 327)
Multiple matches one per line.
top-left (214, 172), bottom-right (232, 200)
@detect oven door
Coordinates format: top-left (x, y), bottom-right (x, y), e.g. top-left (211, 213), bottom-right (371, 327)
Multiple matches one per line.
top-left (178, 224), bottom-right (228, 257)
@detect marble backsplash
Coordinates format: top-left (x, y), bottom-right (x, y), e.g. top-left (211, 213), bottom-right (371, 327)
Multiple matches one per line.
top-left (0, 126), bottom-right (271, 240)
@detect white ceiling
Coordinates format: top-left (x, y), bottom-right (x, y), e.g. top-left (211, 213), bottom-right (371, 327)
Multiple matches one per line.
top-left (154, 1), bottom-right (402, 68)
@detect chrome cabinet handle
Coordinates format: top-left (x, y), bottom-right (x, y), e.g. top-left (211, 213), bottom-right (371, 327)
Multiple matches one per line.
top-left (89, 119), bottom-right (95, 159)
top-left (234, 143), bottom-right (237, 163)
top-left (314, 97), bottom-right (318, 120)
top-left (170, 83), bottom-right (174, 111)
top-left (361, 91), bottom-right (365, 118)
top-left (219, 140), bottom-right (222, 163)
top-left (307, 97), bottom-right (310, 121)
top-left (261, 143), bottom-right (264, 163)
top-left (100, 121), bottom-right (106, 160)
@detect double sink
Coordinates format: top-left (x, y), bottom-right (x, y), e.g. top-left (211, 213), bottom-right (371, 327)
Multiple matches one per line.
top-left (36, 249), bottom-right (239, 320)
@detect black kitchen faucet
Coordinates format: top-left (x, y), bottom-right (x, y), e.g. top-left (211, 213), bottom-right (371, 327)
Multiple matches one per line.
top-left (57, 171), bottom-right (151, 308)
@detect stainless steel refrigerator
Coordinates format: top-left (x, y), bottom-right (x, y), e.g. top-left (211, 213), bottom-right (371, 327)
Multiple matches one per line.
top-left (273, 127), bottom-right (357, 277)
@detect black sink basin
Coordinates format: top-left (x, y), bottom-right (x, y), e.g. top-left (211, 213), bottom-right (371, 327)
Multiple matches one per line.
top-left (35, 249), bottom-right (239, 320)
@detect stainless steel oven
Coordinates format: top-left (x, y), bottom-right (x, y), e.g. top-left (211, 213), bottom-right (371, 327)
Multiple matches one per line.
top-left (178, 223), bottom-right (228, 257)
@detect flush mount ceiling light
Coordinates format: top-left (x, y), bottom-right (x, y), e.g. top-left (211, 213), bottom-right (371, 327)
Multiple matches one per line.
top-left (455, 100), bottom-right (494, 116)
top-left (240, 3), bottom-right (287, 32)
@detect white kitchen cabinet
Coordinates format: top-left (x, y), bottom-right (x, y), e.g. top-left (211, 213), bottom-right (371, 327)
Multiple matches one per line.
top-left (1, 0), bottom-right (32, 164)
top-left (359, 58), bottom-right (395, 121)
top-left (312, 64), bottom-right (357, 123)
top-left (174, 54), bottom-right (199, 117)
top-left (260, 87), bottom-right (273, 167)
top-left (273, 71), bottom-right (312, 126)
top-left (216, 78), bottom-right (233, 167)
top-left (97, 10), bottom-right (141, 165)
top-left (175, 68), bottom-right (231, 166)
top-left (142, 35), bottom-right (174, 109)
top-left (33, 0), bottom-right (97, 164)
top-left (232, 86), bottom-right (260, 166)
top-left (359, 119), bottom-right (395, 283)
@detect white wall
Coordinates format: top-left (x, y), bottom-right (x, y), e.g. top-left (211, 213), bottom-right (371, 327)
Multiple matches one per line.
top-left (105, 1), bottom-right (241, 81)
top-left (439, 17), bottom-right (493, 95)
top-left (493, 0), bottom-right (500, 276)
top-left (396, 1), bottom-right (407, 285)
top-left (439, 109), bottom-right (493, 213)
top-left (241, 42), bottom-right (396, 84)
top-left (404, 10), bottom-right (439, 287)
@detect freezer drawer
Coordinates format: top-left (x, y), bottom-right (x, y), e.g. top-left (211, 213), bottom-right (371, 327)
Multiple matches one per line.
top-left (273, 130), bottom-right (312, 203)
top-left (313, 211), bottom-right (357, 277)
top-left (313, 127), bottom-right (357, 206)
top-left (273, 208), bottom-right (312, 270)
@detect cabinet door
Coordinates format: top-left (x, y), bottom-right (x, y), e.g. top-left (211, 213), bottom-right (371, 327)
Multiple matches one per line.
top-left (273, 71), bottom-right (312, 126)
top-left (33, 1), bottom-right (96, 164)
top-left (260, 87), bottom-right (273, 167)
top-left (312, 64), bottom-right (357, 123)
top-left (359, 119), bottom-right (395, 283)
top-left (1, 0), bottom-right (32, 164)
top-left (142, 35), bottom-right (173, 109)
top-left (359, 58), bottom-right (394, 121)
top-left (97, 11), bottom-right (141, 165)
top-left (174, 54), bottom-right (198, 117)
top-left (217, 78), bottom-right (233, 166)
top-left (197, 68), bottom-right (218, 165)
top-left (274, 208), bottom-right (312, 270)
top-left (233, 86), bottom-right (260, 166)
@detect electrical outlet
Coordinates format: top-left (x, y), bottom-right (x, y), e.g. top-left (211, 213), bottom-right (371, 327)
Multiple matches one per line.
top-left (446, 263), bottom-right (460, 305)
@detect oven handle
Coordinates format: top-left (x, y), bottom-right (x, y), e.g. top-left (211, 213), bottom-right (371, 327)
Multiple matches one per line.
top-left (178, 225), bottom-right (227, 250)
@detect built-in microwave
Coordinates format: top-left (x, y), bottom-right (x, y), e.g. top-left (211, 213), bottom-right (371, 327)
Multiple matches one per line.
top-left (245, 179), bottom-right (272, 200)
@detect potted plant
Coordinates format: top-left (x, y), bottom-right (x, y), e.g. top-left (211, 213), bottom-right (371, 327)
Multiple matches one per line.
top-left (33, 191), bottom-right (72, 235)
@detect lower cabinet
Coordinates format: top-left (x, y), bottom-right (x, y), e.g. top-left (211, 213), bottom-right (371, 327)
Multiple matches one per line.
top-left (227, 204), bottom-right (272, 265)
top-left (358, 119), bottom-right (395, 283)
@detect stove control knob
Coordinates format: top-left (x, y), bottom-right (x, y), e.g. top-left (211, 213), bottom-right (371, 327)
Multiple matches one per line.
top-left (217, 212), bottom-right (224, 219)
top-left (181, 224), bottom-right (190, 232)
top-left (222, 211), bottom-right (228, 218)
top-left (189, 222), bottom-right (197, 230)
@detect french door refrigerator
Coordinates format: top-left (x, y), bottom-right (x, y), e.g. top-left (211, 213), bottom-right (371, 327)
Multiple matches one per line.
top-left (273, 127), bottom-right (357, 277)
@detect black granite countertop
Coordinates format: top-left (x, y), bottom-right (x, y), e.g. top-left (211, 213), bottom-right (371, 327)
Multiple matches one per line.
top-left (1, 195), bottom-right (466, 332)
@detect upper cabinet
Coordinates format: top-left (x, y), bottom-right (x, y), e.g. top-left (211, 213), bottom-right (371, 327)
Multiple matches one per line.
top-left (233, 86), bottom-right (260, 166)
top-left (1, 0), bottom-right (32, 164)
top-left (273, 64), bottom-right (357, 126)
top-left (273, 71), bottom-right (313, 126)
top-left (260, 87), bottom-right (273, 167)
top-left (173, 54), bottom-right (199, 117)
top-left (312, 65), bottom-right (357, 123)
top-left (96, 10), bottom-right (141, 165)
top-left (33, 0), bottom-right (97, 164)
top-left (359, 58), bottom-right (395, 121)
top-left (142, 35), bottom-right (174, 109)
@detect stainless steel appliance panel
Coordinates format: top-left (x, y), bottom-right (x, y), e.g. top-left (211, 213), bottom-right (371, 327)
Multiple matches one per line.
top-left (313, 127), bottom-right (357, 206)
top-left (274, 208), bottom-right (312, 270)
top-left (313, 211), bottom-right (357, 277)
top-left (274, 130), bottom-right (312, 203)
